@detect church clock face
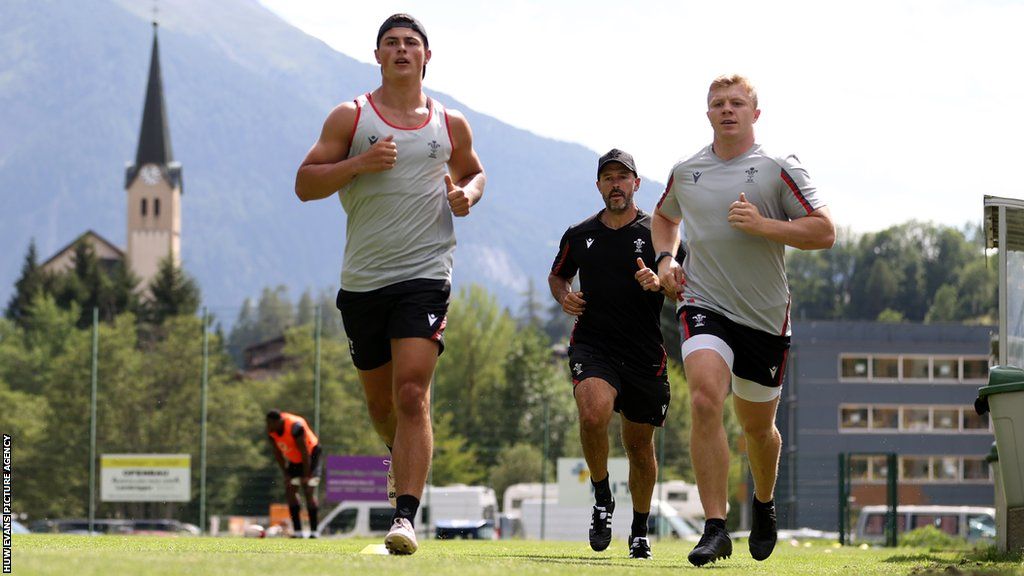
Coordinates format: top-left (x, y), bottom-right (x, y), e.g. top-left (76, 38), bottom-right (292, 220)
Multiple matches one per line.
top-left (141, 165), bottom-right (162, 185)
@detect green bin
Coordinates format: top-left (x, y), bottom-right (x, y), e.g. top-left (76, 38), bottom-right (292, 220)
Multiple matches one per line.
top-left (977, 366), bottom-right (1024, 507)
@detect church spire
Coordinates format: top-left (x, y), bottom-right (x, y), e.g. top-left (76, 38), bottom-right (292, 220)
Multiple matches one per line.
top-left (135, 22), bottom-right (173, 166)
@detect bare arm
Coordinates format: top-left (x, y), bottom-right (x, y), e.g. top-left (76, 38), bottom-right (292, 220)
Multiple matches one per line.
top-left (294, 428), bottom-right (312, 480)
top-left (267, 436), bottom-right (287, 474)
top-left (548, 272), bottom-right (586, 317)
top-left (652, 209), bottom-right (685, 299)
top-left (294, 102), bottom-right (399, 202)
top-left (444, 110), bottom-right (486, 216)
top-left (728, 194), bottom-right (835, 250)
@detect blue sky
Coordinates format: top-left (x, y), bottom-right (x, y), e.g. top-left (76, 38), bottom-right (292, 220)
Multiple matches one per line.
top-left (261, 0), bottom-right (1024, 234)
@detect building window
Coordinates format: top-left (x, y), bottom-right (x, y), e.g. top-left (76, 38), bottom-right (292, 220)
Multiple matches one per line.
top-left (902, 457), bottom-right (931, 481)
top-left (850, 457), bottom-right (870, 480)
top-left (933, 457), bottom-right (959, 481)
top-left (901, 408), bottom-right (931, 432)
top-left (932, 408), bottom-right (959, 431)
top-left (841, 356), bottom-right (869, 379)
top-left (154, 198), bottom-right (161, 217)
top-left (870, 456), bottom-right (891, 481)
top-left (872, 356), bottom-right (899, 379)
top-left (963, 411), bottom-right (990, 431)
top-left (839, 354), bottom-right (991, 383)
top-left (963, 358), bottom-right (989, 381)
top-left (141, 198), bottom-right (147, 216)
top-left (841, 404), bottom-right (989, 434)
top-left (871, 407), bottom-right (899, 430)
top-left (841, 407), bottom-right (869, 429)
top-left (902, 357), bottom-right (930, 380)
top-left (933, 358), bottom-right (958, 381)
top-left (963, 458), bottom-right (991, 481)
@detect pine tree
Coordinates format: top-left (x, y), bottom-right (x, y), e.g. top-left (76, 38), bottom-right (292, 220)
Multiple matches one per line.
top-left (143, 255), bottom-right (200, 326)
top-left (5, 239), bottom-right (47, 327)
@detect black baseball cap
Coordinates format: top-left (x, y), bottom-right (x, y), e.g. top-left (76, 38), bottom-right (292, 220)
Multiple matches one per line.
top-left (377, 14), bottom-right (429, 48)
top-left (597, 149), bottom-right (637, 178)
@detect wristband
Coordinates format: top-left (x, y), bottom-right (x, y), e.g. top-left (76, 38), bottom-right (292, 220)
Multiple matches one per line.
top-left (655, 251), bottom-right (674, 267)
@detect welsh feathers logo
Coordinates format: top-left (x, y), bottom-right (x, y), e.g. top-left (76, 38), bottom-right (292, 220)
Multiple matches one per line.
top-left (427, 140), bottom-right (440, 159)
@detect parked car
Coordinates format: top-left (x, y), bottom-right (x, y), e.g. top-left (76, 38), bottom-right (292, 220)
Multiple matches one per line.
top-left (28, 518), bottom-right (199, 536)
top-left (855, 505), bottom-right (996, 543)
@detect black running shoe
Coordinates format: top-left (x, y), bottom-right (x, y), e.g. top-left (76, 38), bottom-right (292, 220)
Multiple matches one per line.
top-left (749, 497), bottom-right (778, 561)
top-left (589, 498), bottom-right (615, 551)
top-left (628, 535), bottom-right (652, 559)
top-left (688, 524), bottom-right (732, 567)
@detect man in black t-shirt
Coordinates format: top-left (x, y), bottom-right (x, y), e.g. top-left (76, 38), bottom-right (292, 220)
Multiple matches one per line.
top-left (548, 149), bottom-right (676, 560)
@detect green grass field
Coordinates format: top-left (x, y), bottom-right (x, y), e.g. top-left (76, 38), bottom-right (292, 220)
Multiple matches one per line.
top-left (11, 535), bottom-right (1024, 575)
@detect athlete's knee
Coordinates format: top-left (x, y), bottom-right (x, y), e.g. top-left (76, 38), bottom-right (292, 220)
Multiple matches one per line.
top-left (742, 419), bottom-right (780, 444)
top-left (394, 379), bottom-right (430, 417)
top-left (577, 402), bottom-right (612, 431)
top-left (690, 388), bottom-right (725, 422)
top-left (623, 437), bottom-right (655, 463)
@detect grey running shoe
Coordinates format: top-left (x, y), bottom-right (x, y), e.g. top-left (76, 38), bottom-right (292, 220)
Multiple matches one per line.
top-left (588, 498), bottom-right (614, 551)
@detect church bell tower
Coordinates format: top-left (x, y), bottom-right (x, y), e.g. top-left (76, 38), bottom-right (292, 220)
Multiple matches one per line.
top-left (125, 22), bottom-right (182, 290)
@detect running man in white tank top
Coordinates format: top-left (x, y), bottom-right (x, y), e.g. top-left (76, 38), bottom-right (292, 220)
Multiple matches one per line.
top-left (294, 14), bottom-right (485, 556)
top-left (651, 75), bottom-right (834, 567)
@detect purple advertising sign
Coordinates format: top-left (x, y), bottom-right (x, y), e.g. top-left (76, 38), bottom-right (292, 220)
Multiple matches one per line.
top-left (325, 455), bottom-right (389, 503)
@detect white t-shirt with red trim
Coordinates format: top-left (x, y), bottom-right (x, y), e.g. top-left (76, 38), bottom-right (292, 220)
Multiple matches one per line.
top-left (338, 93), bottom-right (455, 292)
top-left (656, 143), bottom-right (826, 336)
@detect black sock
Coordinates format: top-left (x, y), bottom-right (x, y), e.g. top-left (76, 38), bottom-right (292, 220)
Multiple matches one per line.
top-left (289, 503), bottom-right (302, 533)
top-left (705, 518), bottom-right (726, 533)
top-left (393, 494), bottom-right (420, 526)
top-left (592, 475), bottom-right (612, 506)
top-left (308, 504), bottom-right (319, 531)
top-left (753, 496), bottom-right (775, 510)
top-left (631, 511), bottom-right (650, 538)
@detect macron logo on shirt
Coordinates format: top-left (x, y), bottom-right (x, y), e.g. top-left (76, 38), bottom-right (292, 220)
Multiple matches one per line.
top-left (693, 171), bottom-right (702, 183)
top-left (586, 238), bottom-right (594, 249)
top-left (427, 313), bottom-right (438, 326)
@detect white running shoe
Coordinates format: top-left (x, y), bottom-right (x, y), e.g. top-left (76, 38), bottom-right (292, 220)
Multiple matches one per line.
top-left (385, 459), bottom-right (396, 507)
top-left (384, 518), bottom-right (418, 555)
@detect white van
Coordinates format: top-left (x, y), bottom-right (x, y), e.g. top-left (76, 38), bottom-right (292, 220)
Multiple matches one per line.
top-left (855, 505), bottom-right (996, 543)
top-left (519, 497), bottom-right (699, 542)
top-left (318, 484), bottom-right (498, 538)
top-left (502, 480), bottom-right (704, 528)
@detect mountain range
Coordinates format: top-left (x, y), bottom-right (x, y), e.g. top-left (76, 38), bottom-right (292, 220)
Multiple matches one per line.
top-left (0, 0), bottom-right (664, 319)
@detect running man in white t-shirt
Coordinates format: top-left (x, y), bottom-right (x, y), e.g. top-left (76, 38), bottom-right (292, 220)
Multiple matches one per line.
top-left (294, 14), bottom-right (486, 556)
top-left (652, 74), bottom-right (834, 567)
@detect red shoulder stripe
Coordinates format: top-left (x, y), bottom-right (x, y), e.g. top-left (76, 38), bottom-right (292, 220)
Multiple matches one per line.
top-left (656, 175), bottom-right (675, 209)
top-left (780, 168), bottom-right (813, 214)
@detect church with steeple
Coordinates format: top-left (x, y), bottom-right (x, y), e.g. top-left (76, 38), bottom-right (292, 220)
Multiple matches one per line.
top-left (40, 22), bottom-right (181, 292)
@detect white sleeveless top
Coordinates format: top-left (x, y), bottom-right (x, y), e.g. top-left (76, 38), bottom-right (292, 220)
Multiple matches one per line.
top-left (338, 93), bottom-right (455, 292)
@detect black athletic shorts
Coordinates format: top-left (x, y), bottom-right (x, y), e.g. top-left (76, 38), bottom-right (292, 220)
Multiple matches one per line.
top-left (679, 305), bottom-right (790, 388)
top-left (285, 444), bottom-right (323, 479)
top-left (567, 342), bottom-right (670, 427)
top-left (336, 278), bottom-right (450, 371)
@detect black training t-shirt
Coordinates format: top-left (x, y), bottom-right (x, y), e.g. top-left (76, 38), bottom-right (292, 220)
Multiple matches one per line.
top-left (551, 209), bottom-right (667, 370)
